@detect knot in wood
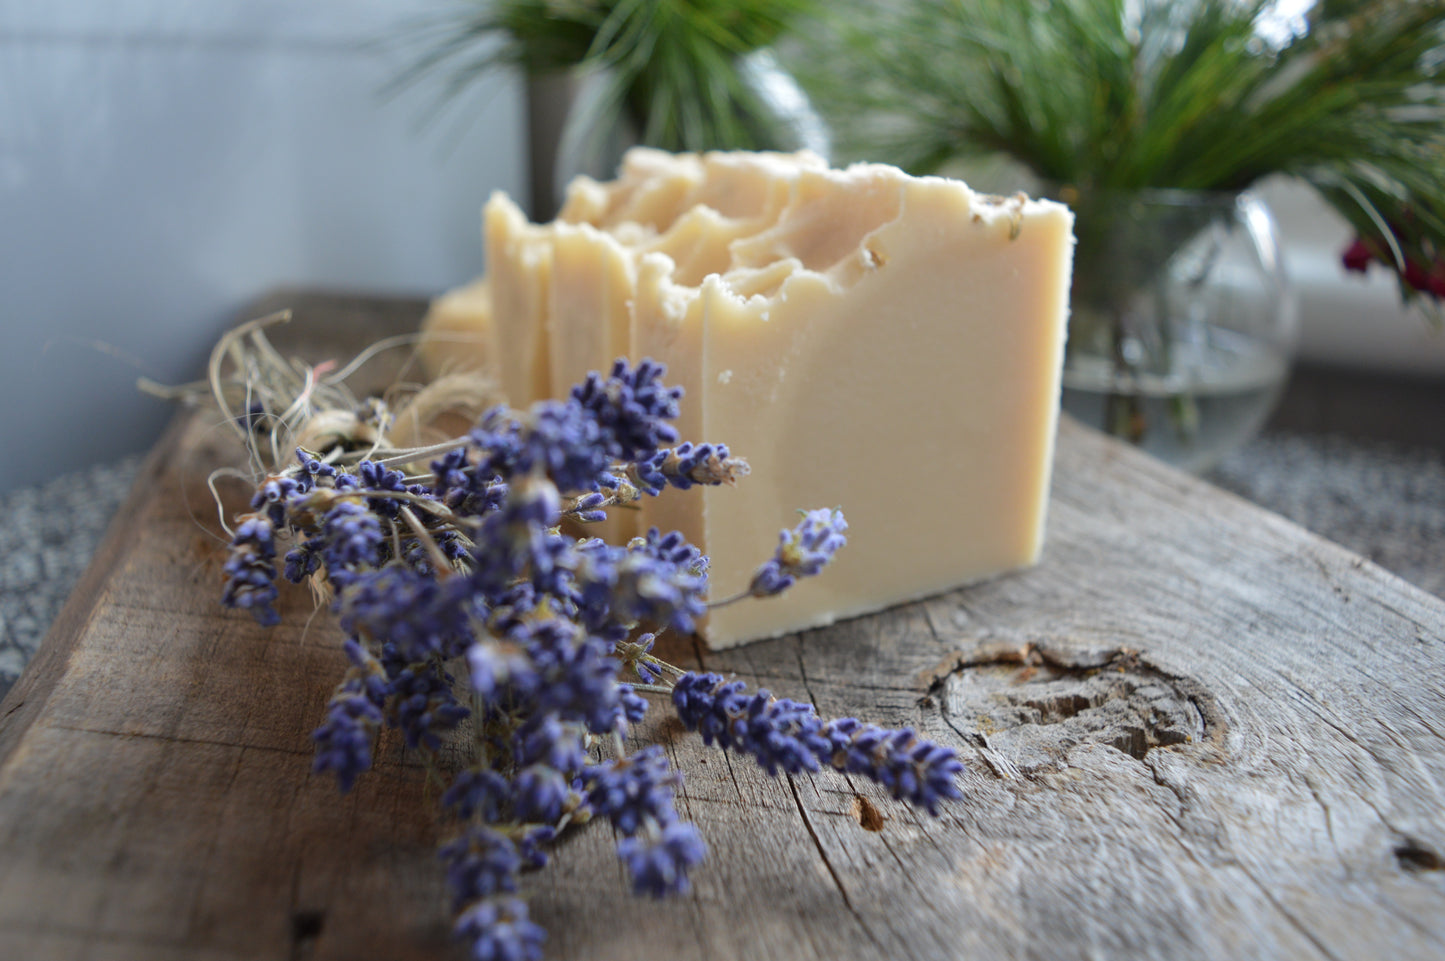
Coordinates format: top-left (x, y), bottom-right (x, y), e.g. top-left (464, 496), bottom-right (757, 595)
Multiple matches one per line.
top-left (930, 641), bottom-right (1215, 775)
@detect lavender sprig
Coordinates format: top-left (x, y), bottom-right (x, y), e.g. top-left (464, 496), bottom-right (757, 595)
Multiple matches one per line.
top-left (452, 897), bottom-right (546, 961)
top-left (631, 441), bottom-right (749, 494)
top-left (820, 718), bottom-right (966, 816)
top-left (221, 513), bottom-right (280, 626)
top-left (439, 826), bottom-right (522, 911)
top-left (581, 746), bottom-right (707, 897)
top-left (310, 641), bottom-right (388, 792)
top-left (216, 354), bottom-right (963, 961)
top-left (582, 745), bottom-right (680, 836)
top-left (570, 357), bottom-right (682, 461)
top-left (617, 821), bottom-right (708, 899)
top-left (748, 507), bottom-right (848, 598)
top-left (673, 672), bottom-right (964, 814)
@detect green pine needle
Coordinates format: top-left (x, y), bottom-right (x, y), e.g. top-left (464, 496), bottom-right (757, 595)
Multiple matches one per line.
top-left (391, 0), bottom-right (817, 153)
top-left (798, 0), bottom-right (1445, 302)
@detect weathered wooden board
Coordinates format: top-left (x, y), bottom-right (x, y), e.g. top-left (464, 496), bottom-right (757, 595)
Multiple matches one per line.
top-left (2, 294), bottom-right (1443, 961)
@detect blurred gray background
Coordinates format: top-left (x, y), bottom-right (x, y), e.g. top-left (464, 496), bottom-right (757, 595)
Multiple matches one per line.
top-left (1, 1), bottom-right (1442, 495)
top-left (0, 0), bottom-right (522, 490)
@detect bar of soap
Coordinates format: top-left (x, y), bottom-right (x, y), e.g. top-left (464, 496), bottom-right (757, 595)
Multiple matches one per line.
top-left (423, 149), bottom-right (1074, 649)
top-left (416, 277), bottom-right (493, 377)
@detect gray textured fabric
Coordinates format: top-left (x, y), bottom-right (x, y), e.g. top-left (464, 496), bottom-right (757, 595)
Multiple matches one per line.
top-left (1209, 434), bottom-right (1445, 598)
top-left (1, 433), bottom-right (1441, 702)
top-left (0, 457), bottom-right (140, 702)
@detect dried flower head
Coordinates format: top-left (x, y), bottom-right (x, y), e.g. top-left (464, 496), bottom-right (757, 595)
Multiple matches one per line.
top-left (204, 323), bottom-right (961, 960)
top-left (748, 507), bottom-right (849, 598)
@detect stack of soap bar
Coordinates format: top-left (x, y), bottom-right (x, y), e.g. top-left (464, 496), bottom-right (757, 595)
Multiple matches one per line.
top-left (415, 277), bottom-right (491, 377)
top-left (421, 149), bottom-right (1075, 649)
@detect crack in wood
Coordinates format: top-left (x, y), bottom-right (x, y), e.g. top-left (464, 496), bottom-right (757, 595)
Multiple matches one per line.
top-left (1235, 858), bottom-right (1345, 961)
top-left (794, 638), bottom-right (821, 712)
top-left (783, 773), bottom-right (890, 956)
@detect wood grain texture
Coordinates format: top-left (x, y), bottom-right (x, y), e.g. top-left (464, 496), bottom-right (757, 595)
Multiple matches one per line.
top-left (2, 294), bottom-right (1443, 961)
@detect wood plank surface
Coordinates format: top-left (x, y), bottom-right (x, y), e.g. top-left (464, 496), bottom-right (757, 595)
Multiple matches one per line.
top-left (2, 293), bottom-right (1443, 961)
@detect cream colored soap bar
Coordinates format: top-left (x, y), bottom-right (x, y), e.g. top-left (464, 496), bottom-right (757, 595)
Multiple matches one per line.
top-left (417, 277), bottom-right (493, 377)
top-left (422, 150), bottom-right (1074, 649)
top-left (485, 193), bottom-right (556, 407)
top-left (696, 174), bottom-right (1071, 647)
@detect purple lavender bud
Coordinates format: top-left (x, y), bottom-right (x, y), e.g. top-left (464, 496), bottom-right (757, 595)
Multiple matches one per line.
top-left (570, 357), bottom-right (682, 462)
top-left (641, 527), bottom-right (708, 573)
top-left (520, 622), bottom-right (627, 735)
top-left (340, 638), bottom-right (391, 701)
top-left (568, 490), bottom-right (608, 524)
top-left (438, 826), bottom-right (521, 911)
top-left (294, 448), bottom-right (337, 484)
top-left (514, 716), bottom-right (588, 774)
top-left (511, 764), bottom-right (571, 824)
top-left (356, 459), bottom-right (413, 518)
top-left (565, 539), bottom-right (624, 633)
top-left (674, 674), bottom-right (962, 813)
top-left (617, 821), bottom-right (707, 899)
top-left (466, 640), bottom-right (539, 703)
top-left (311, 678), bottom-right (384, 793)
top-left (519, 400), bottom-right (612, 493)
top-left (250, 476), bottom-right (302, 527)
top-left (516, 825), bottom-right (555, 869)
top-left (524, 531), bottom-right (576, 600)
top-left (484, 582), bottom-right (539, 636)
top-left (672, 672), bottom-right (745, 748)
top-left (437, 529), bottom-right (469, 563)
top-left (468, 477), bottom-right (562, 598)
top-left (221, 513), bottom-right (280, 626)
top-left (442, 767), bottom-right (512, 823)
top-left (735, 691), bottom-right (829, 776)
top-left (389, 662), bottom-right (470, 751)
top-left (583, 746), bottom-right (681, 836)
top-left (319, 500), bottom-right (384, 589)
top-left (340, 565), bottom-right (476, 663)
top-left (624, 633), bottom-right (662, 683)
top-left (820, 719), bottom-right (965, 816)
top-left (607, 529), bottom-right (708, 633)
top-left (671, 673), bottom-right (827, 776)
top-left (231, 515), bottom-right (276, 555)
top-left (452, 897), bottom-right (545, 961)
top-left (618, 684), bottom-right (648, 725)
top-left (574, 491), bottom-right (605, 511)
top-left (282, 540), bottom-right (322, 583)
top-left (748, 507), bottom-right (848, 598)
top-left (465, 484), bottom-right (509, 520)
top-left (468, 406), bottom-right (526, 479)
top-left (431, 447), bottom-right (472, 499)
top-left (634, 442), bottom-right (749, 494)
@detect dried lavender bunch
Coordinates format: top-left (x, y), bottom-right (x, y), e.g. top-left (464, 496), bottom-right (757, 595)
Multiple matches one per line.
top-left (211, 329), bottom-right (963, 961)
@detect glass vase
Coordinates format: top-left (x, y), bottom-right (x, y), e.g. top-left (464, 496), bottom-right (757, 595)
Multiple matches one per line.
top-left (1058, 188), bottom-right (1298, 473)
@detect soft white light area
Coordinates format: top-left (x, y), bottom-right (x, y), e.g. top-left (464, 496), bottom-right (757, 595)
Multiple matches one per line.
top-left (0, 0), bottom-right (523, 489)
top-left (1254, 0), bottom-right (1315, 49)
top-left (1256, 177), bottom-right (1445, 375)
